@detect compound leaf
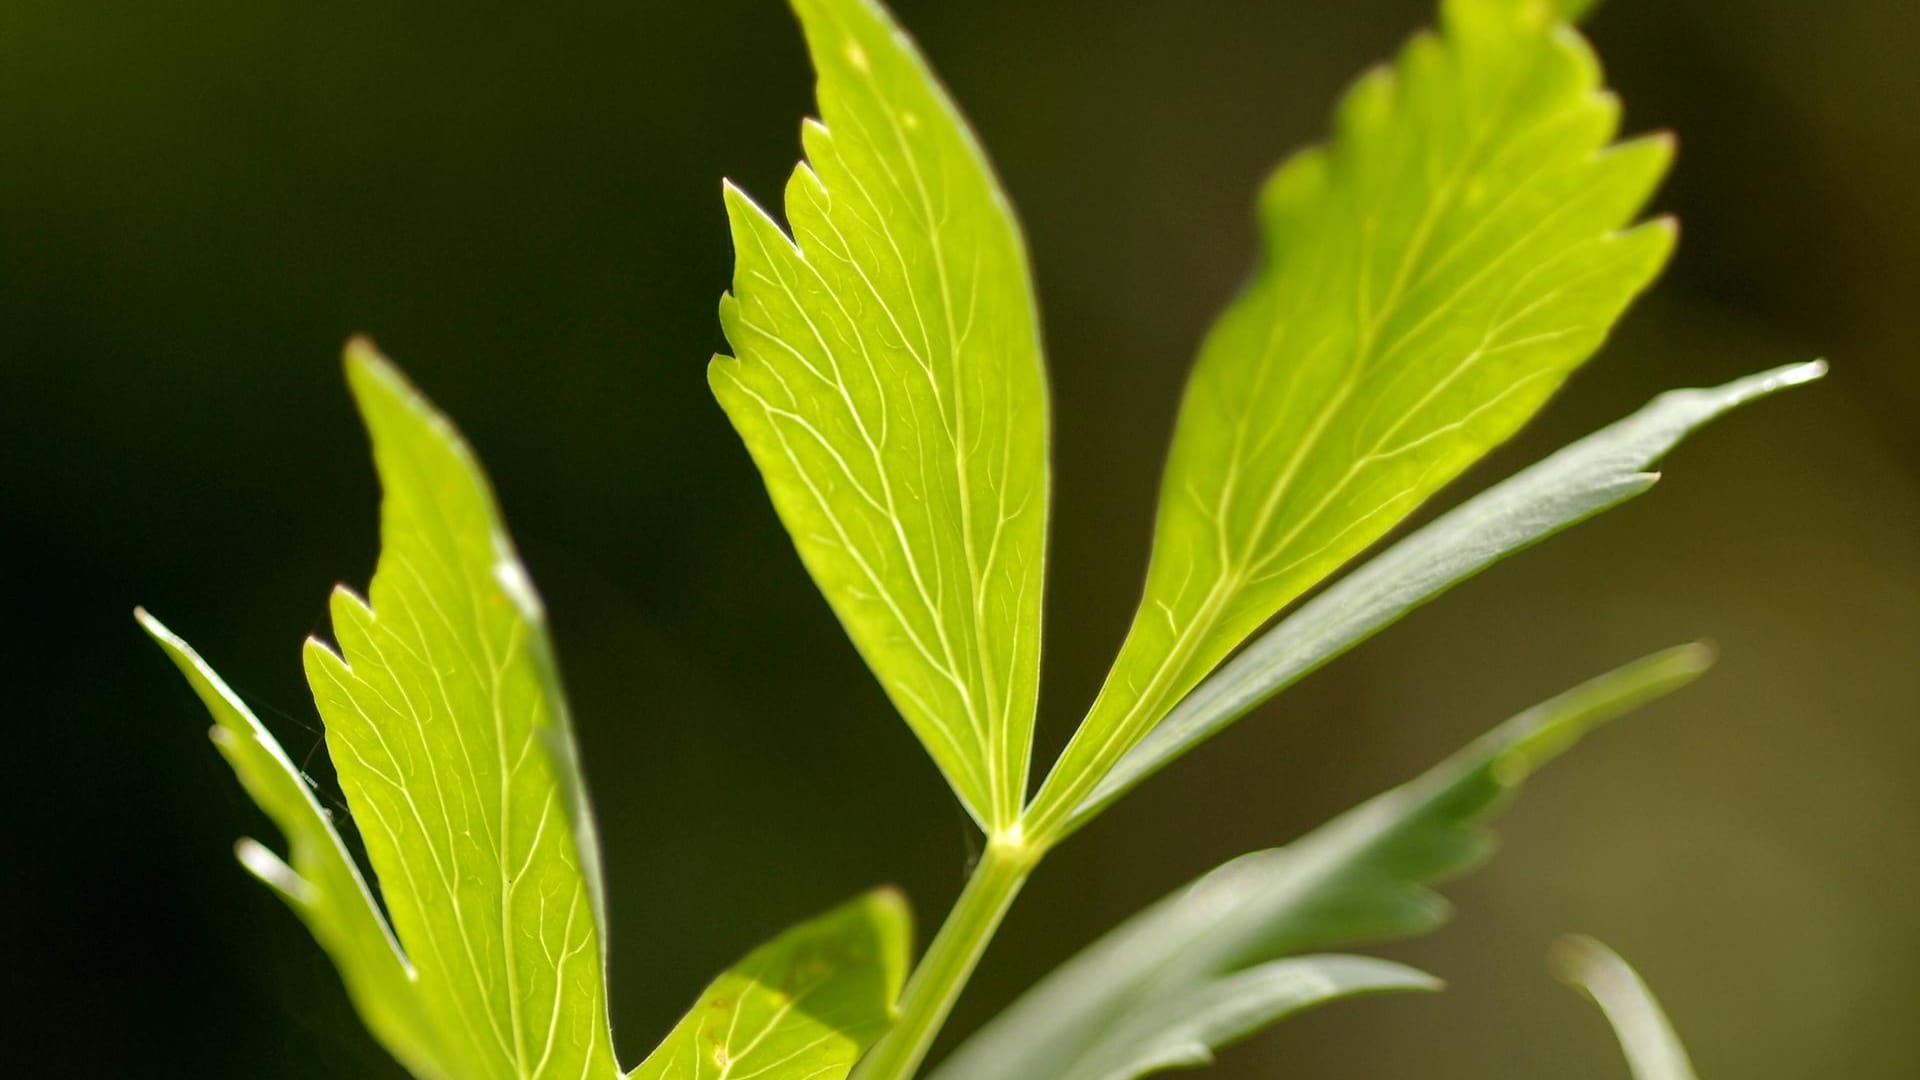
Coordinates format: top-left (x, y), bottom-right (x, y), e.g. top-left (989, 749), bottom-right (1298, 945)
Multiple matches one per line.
top-left (138, 610), bottom-right (448, 1079)
top-left (1033, 0), bottom-right (1674, 833)
top-left (1071, 361), bottom-right (1823, 831)
top-left (299, 340), bottom-right (620, 1079)
top-left (936, 645), bottom-right (1710, 1080)
top-left (712, 0), bottom-right (1050, 832)
top-left (629, 890), bottom-right (912, 1080)
top-left (1553, 937), bottom-right (1701, 1080)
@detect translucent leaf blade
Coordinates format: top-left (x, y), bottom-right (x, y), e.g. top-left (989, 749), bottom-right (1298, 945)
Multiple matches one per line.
top-left (712, 0), bottom-right (1050, 830)
top-left (1034, 0), bottom-right (1674, 833)
top-left (1553, 936), bottom-right (1701, 1080)
top-left (937, 646), bottom-right (1710, 1080)
top-left (1073, 361), bottom-right (1825, 830)
top-left (628, 889), bottom-right (912, 1080)
top-left (138, 610), bottom-right (449, 1079)
top-left (302, 341), bottom-right (619, 1079)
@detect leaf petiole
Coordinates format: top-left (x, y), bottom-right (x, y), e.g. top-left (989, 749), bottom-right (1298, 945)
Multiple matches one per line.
top-left (851, 836), bottom-right (1041, 1080)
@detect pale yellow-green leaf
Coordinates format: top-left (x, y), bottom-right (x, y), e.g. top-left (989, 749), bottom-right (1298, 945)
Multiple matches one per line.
top-left (1031, 0), bottom-right (1674, 834)
top-left (712, 0), bottom-right (1050, 832)
top-left (299, 340), bottom-right (620, 1079)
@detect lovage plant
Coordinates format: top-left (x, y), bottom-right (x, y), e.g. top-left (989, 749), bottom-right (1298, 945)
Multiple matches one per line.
top-left (144, 0), bottom-right (1818, 1076)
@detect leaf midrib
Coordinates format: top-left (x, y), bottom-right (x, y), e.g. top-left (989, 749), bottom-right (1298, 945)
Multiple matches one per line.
top-left (728, 17), bottom-right (1044, 826)
top-left (856, 34), bottom-right (1022, 828)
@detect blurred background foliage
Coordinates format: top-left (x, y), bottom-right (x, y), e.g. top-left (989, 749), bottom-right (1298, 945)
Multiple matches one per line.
top-left (3, 0), bottom-right (1914, 1076)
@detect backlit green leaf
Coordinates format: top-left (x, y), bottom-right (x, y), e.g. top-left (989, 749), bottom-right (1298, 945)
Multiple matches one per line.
top-left (1553, 936), bottom-right (1700, 1080)
top-left (1070, 361), bottom-right (1823, 832)
top-left (137, 610), bottom-right (448, 1079)
top-left (1031, 0), bottom-right (1673, 835)
top-left (298, 340), bottom-right (620, 1079)
top-left (629, 889), bottom-right (912, 1080)
top-left (711, 0), bottom-right (1050, 832)
top-left (937, 646), bottom-right (1710, 1080)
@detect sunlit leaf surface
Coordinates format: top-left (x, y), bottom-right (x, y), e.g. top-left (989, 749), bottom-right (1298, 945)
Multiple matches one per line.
top-left (144, 342), bottom-right (619, 1078)
top-left (712, 0), bottom-right (1050, 831)
top-left (1034, 0), bottom-right (1675, 833)
top-left (301, 341), bottom-right (620, 1079)
top-left (148, 342), bottom-right (932, 1079)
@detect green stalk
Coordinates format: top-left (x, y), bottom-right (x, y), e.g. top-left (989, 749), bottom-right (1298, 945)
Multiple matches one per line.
top-left (851, 837), bottom-right (1039, 1080)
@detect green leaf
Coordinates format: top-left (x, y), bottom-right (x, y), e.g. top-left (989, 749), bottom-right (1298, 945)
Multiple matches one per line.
top-left (298, 340), bottom-right (620, 1079)
top-left (935, 646), bottom-right (1710, 1080)
top-left (1553, 936), bottom-right (1700, 1080)
top-left (1057, 955), bottom-right (1436, 1080)
top-left (628, 889), bottom-right (913, 1080)
top-left (1031, 0), bottom-right (1674, 835)
top-left (137, 610), bottom-right (449, 1080)
top-left (1070, 361), bottom-right (1824, 832)
top-left (711, 0), bottom-right (1050, 832)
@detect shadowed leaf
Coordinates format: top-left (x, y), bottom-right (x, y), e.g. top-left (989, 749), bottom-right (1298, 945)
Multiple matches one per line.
top-left (938, 646), bottom-right (1710, 1080)
top-left (138, 610), bottom-right (448, 1079)
top-left (629, 890), bottom-right (913, 1080)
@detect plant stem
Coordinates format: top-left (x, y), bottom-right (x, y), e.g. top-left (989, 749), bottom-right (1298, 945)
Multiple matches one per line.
top-left (851, 837), bottom-right (1038, 1080)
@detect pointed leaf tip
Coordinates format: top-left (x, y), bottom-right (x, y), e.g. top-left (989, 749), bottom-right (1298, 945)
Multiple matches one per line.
top-left (1496, 643), bottom-right (1713, 784)
top-left (1781, 357), bottom-right (1829, 386)
top-left (342, 334), bottom-right (393, 384)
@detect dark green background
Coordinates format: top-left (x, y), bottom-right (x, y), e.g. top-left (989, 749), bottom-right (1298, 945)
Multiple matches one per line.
top-left (5, 1), bottom-right (1915, 1076)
